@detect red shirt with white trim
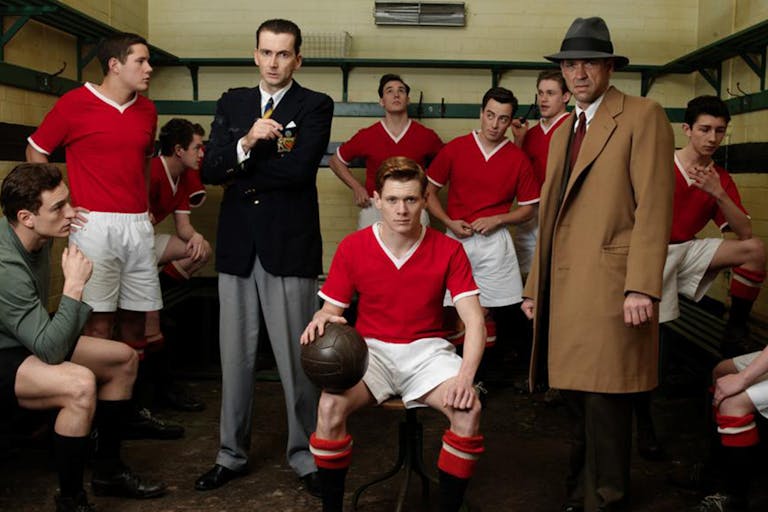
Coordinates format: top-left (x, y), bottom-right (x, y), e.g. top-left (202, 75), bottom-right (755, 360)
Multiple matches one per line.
top-left (427, 132), bottom-right (540, 223)
top-left (319, 225), bottom-right (479, 344)
top-left (337, 120), bottom-right (443, 197)
top-left (149, 156), bottom-right (190, 224)
top-left (521, 112), bottom-right (570, 185)
top-left (670, 157), bottom-right (748, 243)
top-left (28, 83), bottom-right (157, 213)
top-left (182, 168), bottom-right (207, 207)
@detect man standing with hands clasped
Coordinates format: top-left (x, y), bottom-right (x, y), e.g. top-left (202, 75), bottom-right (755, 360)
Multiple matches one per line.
top-left (521, 17), bottom-right (674, 512)
top-left (195, 19), bottom-right (333, 497)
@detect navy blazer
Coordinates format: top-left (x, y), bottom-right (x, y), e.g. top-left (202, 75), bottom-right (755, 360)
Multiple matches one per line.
top-left (202, 81), bottom-right (334, 278)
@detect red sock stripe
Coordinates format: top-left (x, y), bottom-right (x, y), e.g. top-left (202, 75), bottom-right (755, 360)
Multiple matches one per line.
top-left (716, 412), bottom-right (760, 447)
top-left (732, 267), bottom-right (766, 285)
top-left (310, 433), bottom-right (353, 470)
top-left (437, 430), bottom-right (484, 479)
top-left (730, 278), bottom-right (761, 301)
top-left (162, 262), bottom-right (188, 282)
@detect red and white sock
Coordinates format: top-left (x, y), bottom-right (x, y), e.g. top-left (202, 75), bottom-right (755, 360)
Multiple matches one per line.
top-left (716, 412), bottom-right (759, 447)
top-left (310, 433), bottom-right (353, 470)
top-left (730, 267), bottom-right (765, 301)
top-left (437, 430), bottom-right (484, 479)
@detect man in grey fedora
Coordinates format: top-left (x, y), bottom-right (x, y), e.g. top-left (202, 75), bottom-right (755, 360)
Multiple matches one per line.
top-left (521, 17), bottom-right (674, 511)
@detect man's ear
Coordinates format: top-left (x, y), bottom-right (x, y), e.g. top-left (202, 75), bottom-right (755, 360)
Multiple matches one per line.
top-left (372, 190), bottom-right (382, 209)
top-left (174, 144), bottom-right (184, 157)
top-left (17, 209), bottom-right (34, 229)
top-left (681, 123), bottom-right (692, 137)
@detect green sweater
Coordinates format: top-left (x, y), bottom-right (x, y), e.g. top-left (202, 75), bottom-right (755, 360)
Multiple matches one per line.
top-left (0, 217), bottom-right (91, 364)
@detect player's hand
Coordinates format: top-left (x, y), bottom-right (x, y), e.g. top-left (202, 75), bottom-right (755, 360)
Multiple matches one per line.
top-left (69, 207), bottom-right (90, 232)
top-left (442, 374), bottom-right (476, 410)
top-left (61, 244), bottom-right (92, 287)
top-left (713, 372), bottom-right (748, 408)
top-left (300, 311), bottom-right (347, 345)
top-left (148, 212), bottom-right (157, 225)
top-left (243, 118), bottom-right (284, 149)
top-left (353, 186), bottom-right (371, 208)
top-left (690, 163), bottom-right (724, 198)
top-left (521, 298), bottom-right (535, 320)
top-left (511, 118), bottom-right (529, 145)
top-left (471, 215), bottom-right (502, 236)
top-left (446, 219), bottom-right (473, 239)
top-left (623, 292), bottom-right (654, 327)
top-left (185, 233), bottom-right (207, 261)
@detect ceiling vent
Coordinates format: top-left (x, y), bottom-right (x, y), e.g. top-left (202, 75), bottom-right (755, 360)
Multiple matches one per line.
top-left (374, 2), bottom-right (466, 27)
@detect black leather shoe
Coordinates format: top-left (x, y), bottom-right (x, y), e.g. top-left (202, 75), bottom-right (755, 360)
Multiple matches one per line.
top-left (300, 471), bottom-right (322, 498)
top-left (158, 387), bottom-right (206, 412)
top-left (92, 468), bottom-right (167, 499)
top-left (123, 407), bottom-right (185, 440)
top-left (195, 464), bottom-right (245, 491)
top-left (55, 491), bottom-right (95, 512)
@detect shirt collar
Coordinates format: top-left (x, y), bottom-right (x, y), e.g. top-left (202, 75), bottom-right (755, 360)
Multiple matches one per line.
top-left (259, 81), bottom-right (293, 112)
top-left (574, 90), bottom-right (607, 130)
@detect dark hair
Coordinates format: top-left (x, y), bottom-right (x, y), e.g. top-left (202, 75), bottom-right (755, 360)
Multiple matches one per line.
top-left (684, 95), bottom-right (731, 126)
top-left (378, 74), bottom-right (410, 98)
top-left (97, 32), bottom-right (149, 75)
top-left (256, 19), bottom-right (302, 54)
top-left (1, 163), bottom-right (63, 223)
top-left (536, 70), bottom-right (569, 94)
top-left (192, 123), bottom-right (205, 137)
top-left (159, 118), bottom-right (197, 156)
top-left (481, 86), bottom-right (518, 116)
top-left (375, 157), bottom-right (427, 196)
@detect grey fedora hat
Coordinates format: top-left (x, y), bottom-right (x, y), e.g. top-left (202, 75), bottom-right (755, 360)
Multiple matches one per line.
top-left (545, 17), bottom-right (629, 69)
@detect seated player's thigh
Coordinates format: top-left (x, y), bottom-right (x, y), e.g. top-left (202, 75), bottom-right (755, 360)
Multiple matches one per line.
top-left (15, 356), bottom-right (95, 410)
top-left (70, 335), bottom-right (137, 384)
top-left (158, 235), bottom-right (189, 266)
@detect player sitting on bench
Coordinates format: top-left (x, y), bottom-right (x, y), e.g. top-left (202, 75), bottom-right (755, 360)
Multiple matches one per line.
top-left (301, 156), bottom-right (485, 512)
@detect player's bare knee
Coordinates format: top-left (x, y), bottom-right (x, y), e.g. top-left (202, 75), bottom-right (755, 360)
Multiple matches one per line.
top-left (746, 237), bottom-right (767, 267)
top-left (116, 346), bottom-right (139, 384)
top-left (64, 366), bottom-right (98, 413)
top-left (449, 400), bottom-right (482, 436)
top-left (719, 392), bottom-right (754, 417)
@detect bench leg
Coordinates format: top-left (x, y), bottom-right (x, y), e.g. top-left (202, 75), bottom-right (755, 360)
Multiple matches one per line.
top-left (352, 410), bottom-right (438, 511)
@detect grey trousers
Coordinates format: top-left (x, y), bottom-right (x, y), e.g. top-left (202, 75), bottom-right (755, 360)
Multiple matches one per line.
top-left (215, 257), bottom-right (319, 477)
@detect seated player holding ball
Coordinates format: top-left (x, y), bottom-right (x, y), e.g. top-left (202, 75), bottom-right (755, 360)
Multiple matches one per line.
top-left (300, 156), bottom-right (486, 512)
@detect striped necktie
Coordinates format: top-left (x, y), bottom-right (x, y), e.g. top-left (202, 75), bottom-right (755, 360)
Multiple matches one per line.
top-left (263, 96), bottom-right (274, 119)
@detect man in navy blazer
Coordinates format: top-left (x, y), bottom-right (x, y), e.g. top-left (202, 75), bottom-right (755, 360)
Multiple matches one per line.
top-left (196, 19), bottom-right (333, 496)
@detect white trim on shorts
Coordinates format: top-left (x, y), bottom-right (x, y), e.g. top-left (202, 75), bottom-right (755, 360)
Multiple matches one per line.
top-left (445, 228), bottom-right (523, 307)
top-left (659, 238), bottom-right (723, 323)
top-left (70, 211), bottom-right (162, 312)
top-left (362, 337), bottom-right (462, 409)
top-left (512, 215), bottom-right (538, 275)
top-left (733, 350), bottom-right (768, 419)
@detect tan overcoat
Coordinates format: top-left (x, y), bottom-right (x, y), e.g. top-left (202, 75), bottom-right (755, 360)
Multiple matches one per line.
top-left (524, 86), bottom-right (675, 393)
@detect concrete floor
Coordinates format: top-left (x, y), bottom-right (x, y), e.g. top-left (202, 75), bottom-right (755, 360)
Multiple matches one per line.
top-left (2, 363), bottom-right (767, 512)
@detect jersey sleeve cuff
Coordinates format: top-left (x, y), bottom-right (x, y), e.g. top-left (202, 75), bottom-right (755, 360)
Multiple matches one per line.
top-left (318, 290), bottom-right (350, 309)
top-left (518, 198), bottom-right (540, 206)
top-left (336, 147), bottom-right (351, 166)
top-left (27, 137), bottom-right (51, 156)
top-left (451, 289), bottom-right (480, 305)
top-left (174, 209), bottom-right (192, 215)
top-left (427, 176), bottom-right (444, 188)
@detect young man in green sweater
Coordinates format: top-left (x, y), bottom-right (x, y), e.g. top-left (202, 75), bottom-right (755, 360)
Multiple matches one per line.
top-left (0, 163), bottom-right (166, 511)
